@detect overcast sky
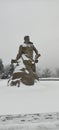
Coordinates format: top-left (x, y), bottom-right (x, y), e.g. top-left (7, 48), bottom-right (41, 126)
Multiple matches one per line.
top-left (0, 0), bottom-right (59, 69)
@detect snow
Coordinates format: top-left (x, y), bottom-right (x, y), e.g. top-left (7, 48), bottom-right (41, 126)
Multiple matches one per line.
top-left (0, 79), bottom-right (59, 129)
top-left (0, 113), bottom-right (59, 129)
top-left (14, 58), bottom-right (25, 73)
top-left (0, 79), bottom-right (59, 115)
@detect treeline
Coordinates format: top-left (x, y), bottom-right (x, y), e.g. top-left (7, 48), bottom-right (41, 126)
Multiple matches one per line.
top-left (0, 59), bottom-right (59, 79)
top-left (0, 59), bottom-right (14, 79)
top-left (37, 68), bottom-right (59, 78)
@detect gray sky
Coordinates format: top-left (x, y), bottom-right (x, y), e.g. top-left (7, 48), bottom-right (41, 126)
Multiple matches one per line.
top-left (0, 0), bottom-right (59, 69)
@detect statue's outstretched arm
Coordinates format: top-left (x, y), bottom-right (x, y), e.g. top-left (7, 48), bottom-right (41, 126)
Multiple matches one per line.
top-left (16, 45), bottom-right (23, 61)
top-left (33, 45), bottom-right (41, 63)
top-left (33, 45), bottom-right (38, 55)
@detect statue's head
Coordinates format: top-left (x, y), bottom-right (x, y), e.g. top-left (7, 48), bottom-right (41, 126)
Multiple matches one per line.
top-left (24, 36), bottom-right (30, 43)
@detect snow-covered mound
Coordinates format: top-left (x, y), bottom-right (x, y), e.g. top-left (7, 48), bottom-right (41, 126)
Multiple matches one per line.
top-left (0, 79), bottom-right (59, 115)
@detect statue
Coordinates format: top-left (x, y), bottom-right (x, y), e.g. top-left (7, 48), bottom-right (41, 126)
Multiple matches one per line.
top-left (8, 36), bottom-right (41, 86)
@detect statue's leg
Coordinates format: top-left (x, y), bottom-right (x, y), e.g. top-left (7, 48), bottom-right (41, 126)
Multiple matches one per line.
top-left (21, 74), bottom-right (34, 85)
top-left (12, 72), bottom-right (25, 80)
top-left (24, 63), bottom-right (39, 81)
top-left (10, 80), bottom-right (20, 87)
top-left (31, 63), bottom-right (36, 72)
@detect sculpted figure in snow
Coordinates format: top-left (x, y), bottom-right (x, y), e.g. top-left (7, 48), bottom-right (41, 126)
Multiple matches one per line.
top-left (9, 36), bottom-right (41, 86)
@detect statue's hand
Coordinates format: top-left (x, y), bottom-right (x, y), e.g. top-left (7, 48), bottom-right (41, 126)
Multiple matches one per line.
top-left (35, 54), bottom-right (41, 60)
top-left (11, 59), bottom-right (17, 63)
top-left (35, 59), bottom-right (38, 63)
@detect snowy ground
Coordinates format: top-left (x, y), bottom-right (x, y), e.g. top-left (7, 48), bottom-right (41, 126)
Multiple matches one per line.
top-left (0, 113), bottom-right (59, 130)
top-left (0, 79), bottom-right (59, 129)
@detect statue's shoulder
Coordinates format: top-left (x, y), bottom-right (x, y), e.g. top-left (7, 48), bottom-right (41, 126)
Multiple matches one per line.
top-left (19, 44), bottom-right (23, 49)
top-left (19, 42), bottom-right (33, 49)
top-left (19, 44), bottom-right (27, 53)
top-left (19, 44), bottom-right (23, 47)
top-left (22, 44), bottom-right (27, 47)
top-left (28, 42), bottom-right (33, 45)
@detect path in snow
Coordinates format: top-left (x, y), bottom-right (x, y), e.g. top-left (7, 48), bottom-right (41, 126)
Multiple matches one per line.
top-left (0, 113), bottom-right (59, 129)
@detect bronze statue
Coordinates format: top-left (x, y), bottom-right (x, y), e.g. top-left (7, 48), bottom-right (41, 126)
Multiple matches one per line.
top-left (8, 36), bottom-right (41, 86)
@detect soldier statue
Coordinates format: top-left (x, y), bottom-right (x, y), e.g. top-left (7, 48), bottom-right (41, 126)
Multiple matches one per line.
top-left (8, 36), bottom-right (41, 86)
